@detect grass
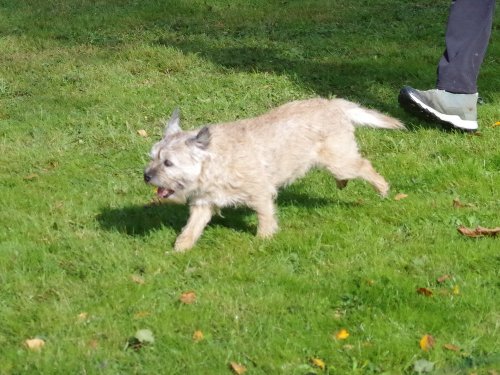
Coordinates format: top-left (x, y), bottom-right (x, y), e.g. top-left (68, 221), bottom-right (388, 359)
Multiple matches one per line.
top-left (0, 0), bottom-right (499, 373)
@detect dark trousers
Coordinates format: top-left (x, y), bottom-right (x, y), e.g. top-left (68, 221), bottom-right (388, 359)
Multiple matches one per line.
top-left (436, 0), bottom-right (495, 94)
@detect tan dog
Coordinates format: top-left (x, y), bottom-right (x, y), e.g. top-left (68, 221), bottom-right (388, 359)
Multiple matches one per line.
top-left (144, 98), bottom-right (404, 251)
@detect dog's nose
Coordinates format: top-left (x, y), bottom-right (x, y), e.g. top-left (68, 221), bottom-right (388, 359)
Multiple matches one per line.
top-left (144, 172), bottom-right (152, 183)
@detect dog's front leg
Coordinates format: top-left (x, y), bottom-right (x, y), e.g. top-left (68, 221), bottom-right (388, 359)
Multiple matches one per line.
top-left (174, 204), bottom-right (213, 252)
top-left (249, 196), bottom-right (278, 238)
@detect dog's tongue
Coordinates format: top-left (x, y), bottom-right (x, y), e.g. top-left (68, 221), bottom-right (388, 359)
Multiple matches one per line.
top-left (157, 187), bottom-right (174, 198)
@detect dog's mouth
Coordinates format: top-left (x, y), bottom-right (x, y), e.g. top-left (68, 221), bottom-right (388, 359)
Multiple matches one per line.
top-left (157, 187), bottom-right (175, 199)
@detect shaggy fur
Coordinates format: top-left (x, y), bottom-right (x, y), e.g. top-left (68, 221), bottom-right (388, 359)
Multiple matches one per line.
top-left (144, 98), bottom-right (404, 251)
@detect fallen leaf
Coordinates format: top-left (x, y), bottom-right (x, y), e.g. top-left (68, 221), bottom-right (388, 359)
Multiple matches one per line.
top-left (131, 274), bottom-right (145, 285)
top-left (413, 359), bottom-right (435, 373)
top-left (134, 311), bottom-right (151, 319)
top-left (229, 362), bottom-right (247, 374)
top-left (137, 129), bottom-right (148, 137)
top-left (457, 226), bottom-right (481, 237)
top-left (311, 358), bottom-right (326, 370)
top-left (179, 291), bottom-right (197, 304)
top-left (458, 226), bottom-right (500, 237)
top-left (127, 329), bottom-right (155, 350)
top-left (417, 287), bottom-right (433, 297)
top-left (23, 173), bottom-right (39, 180)
top-left (77, 312), bottom-right (88, 322)
top-left (443, 343), bottom-right (460, 352)
top-left (468, 131), bottom-right (482, 137)
top-left (333, 309), bottom-right (345, 320)
top-left (419, 334), bottom-right (435, 351)
top-left (394, 193), bottom-right (408, 201)
top-left (452, 198), bottom-right (474, 208)
top-left (88, 339), bottom-right (99, 349)
top-left (126, 338), bottom-right (143, 351)
top-left (476, 226), bottom-right (500, 235)
top-left (46, 160), bottom-right (59, 170)
top-left (437, 274), bottom-right (451, 283)
top-left (135, 329), bottom-right (155, 344)
top-left (25, 338), bottom-right (45, 351)
top-left (192, 330), bottom-right (204, 342)
top-left (335, 329), bottom-right (350, 340)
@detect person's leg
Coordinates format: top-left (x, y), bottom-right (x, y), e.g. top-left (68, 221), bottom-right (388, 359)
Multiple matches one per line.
top-left (398, 0), bottom-right (495, 132)
top-left (437, 0), bottom-right (496, 94)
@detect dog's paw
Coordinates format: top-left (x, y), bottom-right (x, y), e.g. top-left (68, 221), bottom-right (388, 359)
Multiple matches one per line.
top-left (256, 225), bottom-right (278, 238)
top-left (379, 184), bottom-right (389, 198)
top-left (174, 236), bottom-right (194, 252)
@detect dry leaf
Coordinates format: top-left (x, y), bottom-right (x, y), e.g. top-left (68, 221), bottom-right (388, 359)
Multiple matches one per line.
top-left (443, 343), bottom-right (460, 352)
top-left (88, 339), bottom-right (99, 349)
top-left (414, 359), bottom-right (435, 373)
top-left (179, 291), bottom-right (197, 304)
top-left (394, 193), bottom-right (408, 201)
top-left (458, 226), bottom-right (500, 238)
top-left (126, 329), bottom-right (155, 351)
top-left (77, 312), bottom-right (88, 322)
top-left (25, 338), bottom-right (45, 351)
top-left (137, 129), bottom-right (148, 137)
top-left (192, 330), bottom-right (204, 342)
top-left (333, 309), bottom-right (345, 320)
top-left (335, 329), bottom-right (350, 340)
top-left (452, 198), bottom-right (474, 208)
top-left (23, 173), bottom-right (39, 180)
top-left (311, 358), bottom-right (326, 370)
top-left (135, 329), bottom-right (155, 344)
top-left (134, 311), bottom-right (151, 319)
top-left (131, 274), bottom-right (145, 285)
top-left (417, 287), bottom-right (433, 297)
top-left (468, 131), bottom-right (482, 137)
top-left (437, 274), bottom-right (451, 283)
top-left (229, 362), bottom-right (247, 374)
top-left (419, 334), bottom-right (436, 351)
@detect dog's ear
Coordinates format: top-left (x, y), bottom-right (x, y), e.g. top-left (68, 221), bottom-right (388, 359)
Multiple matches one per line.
top-left (186, 127), bottom-right (210, 149)
top-left (163, 108), bottom-right (182, 138)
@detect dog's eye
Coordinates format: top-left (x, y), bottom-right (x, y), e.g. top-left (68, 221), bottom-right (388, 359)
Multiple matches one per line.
top-left (164, 159), bottom-right (173, 167)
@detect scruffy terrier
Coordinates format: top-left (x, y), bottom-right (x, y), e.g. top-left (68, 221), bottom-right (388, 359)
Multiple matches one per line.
top-left (144, 98), bottom-right (404, 251)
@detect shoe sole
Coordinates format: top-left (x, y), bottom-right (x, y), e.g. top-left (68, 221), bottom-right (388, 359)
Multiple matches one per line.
top-left (398, 88), bottom-right (478, 132)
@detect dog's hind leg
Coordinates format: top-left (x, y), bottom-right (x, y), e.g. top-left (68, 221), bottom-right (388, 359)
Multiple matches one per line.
top-left (319, 146), bottom-right (389, 197)
top-left (325, 157), bottom-right (389, 197)
top-left (350, 158), bottom-right (389, 197)
top-left (174, 204), bottom-right (213, 252)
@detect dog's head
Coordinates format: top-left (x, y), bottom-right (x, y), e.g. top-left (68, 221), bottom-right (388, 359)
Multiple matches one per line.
top-left (144, 108), bottom-right (211, 203)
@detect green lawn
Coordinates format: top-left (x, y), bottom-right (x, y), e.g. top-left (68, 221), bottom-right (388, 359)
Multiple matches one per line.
top-left (1, 1), bottom-right (499, 374)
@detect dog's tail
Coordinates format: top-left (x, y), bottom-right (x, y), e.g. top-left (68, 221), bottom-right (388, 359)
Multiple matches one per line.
top-left (342, 100), bottom-right (405, 130)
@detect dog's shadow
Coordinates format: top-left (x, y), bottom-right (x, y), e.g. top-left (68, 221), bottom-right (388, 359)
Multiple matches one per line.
top-left (97, 190), bottom-right (341, 237)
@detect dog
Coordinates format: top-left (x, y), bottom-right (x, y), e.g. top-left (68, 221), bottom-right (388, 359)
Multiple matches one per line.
top-left (144, 98), bottom-right (404, 251)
